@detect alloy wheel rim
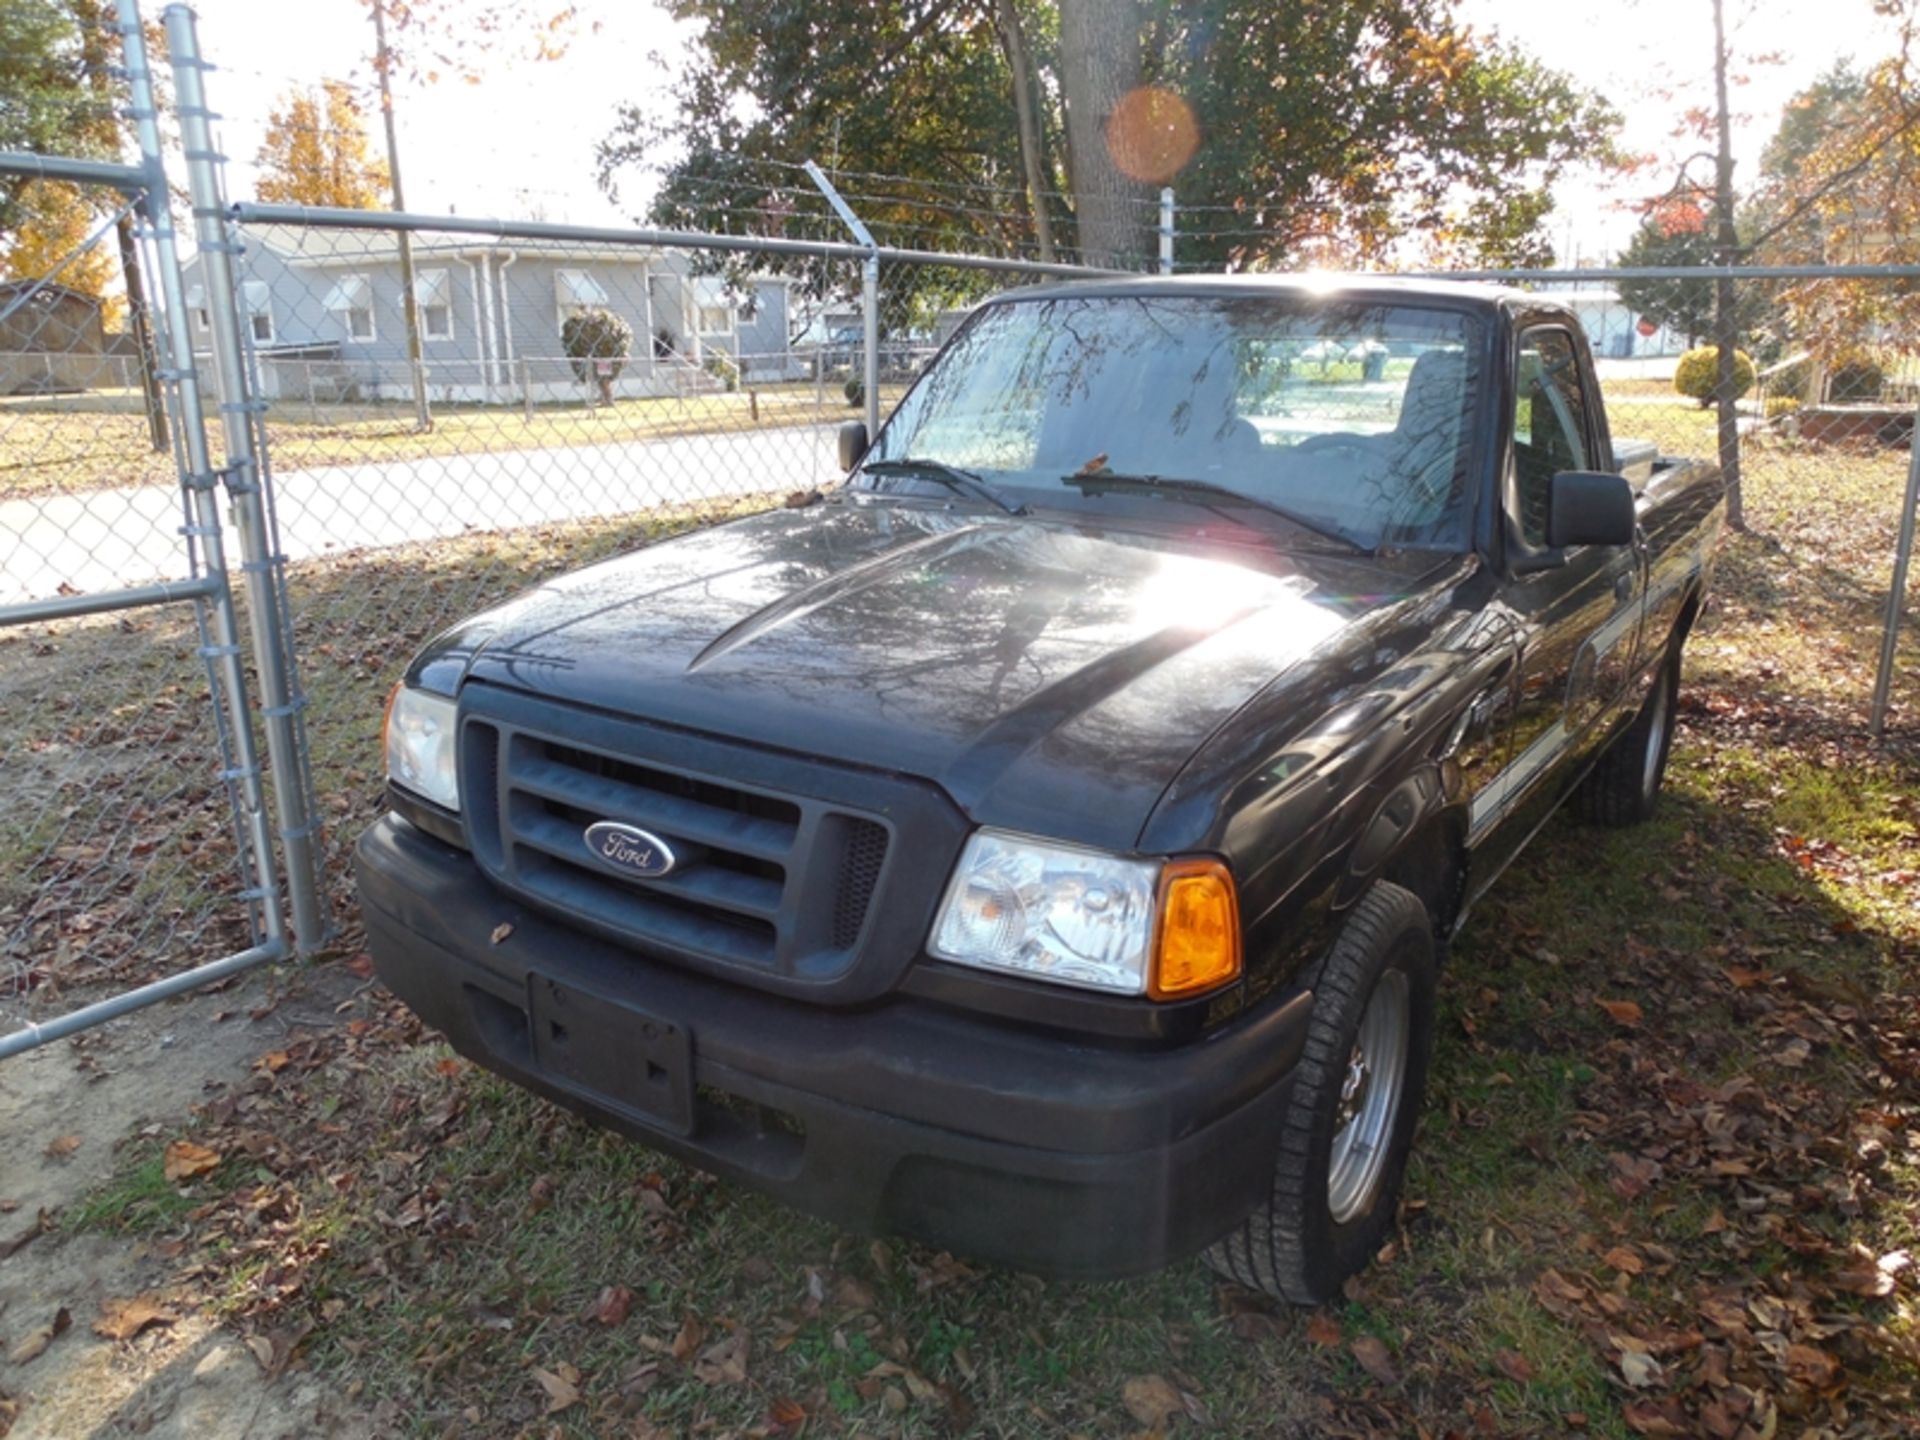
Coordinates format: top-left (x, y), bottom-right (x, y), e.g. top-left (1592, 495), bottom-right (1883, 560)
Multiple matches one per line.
top-left (1327, 969), bottom-right (1411, 1224)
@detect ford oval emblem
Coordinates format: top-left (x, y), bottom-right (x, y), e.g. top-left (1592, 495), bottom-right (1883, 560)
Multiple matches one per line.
top-left (582, 821), bottom-right (677, 879)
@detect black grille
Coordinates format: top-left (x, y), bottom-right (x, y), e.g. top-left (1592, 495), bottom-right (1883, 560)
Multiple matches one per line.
top-left (458, 691), bottom-right (908, 991)
top-left (832, 818), bottom-right (889, 949)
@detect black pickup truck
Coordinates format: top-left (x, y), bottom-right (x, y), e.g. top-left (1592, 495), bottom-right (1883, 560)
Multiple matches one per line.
top-left (357, 276), bottom-right (1725, 1303)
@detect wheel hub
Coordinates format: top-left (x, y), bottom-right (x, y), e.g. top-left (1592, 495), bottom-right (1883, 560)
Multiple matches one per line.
top-left (1326, 970), bottom-right (1411, 1225)
top-left (1336, 1046), bottom-right (1371, 1129)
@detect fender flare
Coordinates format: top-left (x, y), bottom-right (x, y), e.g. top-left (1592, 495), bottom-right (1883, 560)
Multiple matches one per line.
top-left (1332, 765), bottom-right (1453, 914)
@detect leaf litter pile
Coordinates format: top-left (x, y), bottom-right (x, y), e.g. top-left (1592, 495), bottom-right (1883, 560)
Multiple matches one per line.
top-left (9, 429), bottom-right (1920, 1437)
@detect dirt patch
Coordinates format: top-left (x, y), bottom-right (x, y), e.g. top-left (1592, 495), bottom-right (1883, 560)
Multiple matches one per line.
top-left (0, 961), bottom-right (373, 1438)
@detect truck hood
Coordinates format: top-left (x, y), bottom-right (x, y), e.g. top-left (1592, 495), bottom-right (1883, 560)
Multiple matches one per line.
top-left (412, 499), bottom-right (1445, 851)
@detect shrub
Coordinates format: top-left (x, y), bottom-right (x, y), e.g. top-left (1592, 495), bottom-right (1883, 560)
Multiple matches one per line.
top-left (844, 377), bottom-right (864, 407)
top-left (703, 352), bottom-right (740, 392)
top-left (1764, 395), bottom-right (1801, 420)
top-left (561, 307), bottom-right (634, 404)
top-left (1673, 345), bottom-right (1756, 408)
top-left (1829, 355), bottom-right (1886, 403)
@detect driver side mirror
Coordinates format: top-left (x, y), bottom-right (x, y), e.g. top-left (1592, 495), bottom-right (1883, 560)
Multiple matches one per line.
top-left (1546, 470), bottom-right (1635, 549)
top-left (838, 420), bottom-right (869, 473)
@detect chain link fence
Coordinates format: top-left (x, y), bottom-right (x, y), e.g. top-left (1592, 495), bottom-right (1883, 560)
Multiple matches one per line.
top-left (1545, 278), bottom-right (1919, 740)
top-left (0, 178), bottom-right (262, 1023)
top-left (0, 0), bottom-right (302, 1048)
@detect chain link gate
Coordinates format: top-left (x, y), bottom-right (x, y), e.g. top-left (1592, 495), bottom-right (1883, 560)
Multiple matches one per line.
top-left (0, 0), bottom-right (325, 1057)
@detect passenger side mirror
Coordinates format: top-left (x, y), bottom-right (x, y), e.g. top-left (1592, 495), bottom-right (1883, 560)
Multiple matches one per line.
top-left (838, 421), bottom-right (870, 473)
top-left (1546, 470), bottom-right (1635, 549)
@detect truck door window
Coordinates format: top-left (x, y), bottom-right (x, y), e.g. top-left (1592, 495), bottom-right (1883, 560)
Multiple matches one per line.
top-left (1512, 329), bottom-right (1591, 548)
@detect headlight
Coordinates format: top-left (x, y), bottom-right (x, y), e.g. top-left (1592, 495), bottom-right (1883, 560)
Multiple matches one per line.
top-left (930, 830), bottom-right (1156, 993)
top-left (384, 685), bottom-right (460, 813)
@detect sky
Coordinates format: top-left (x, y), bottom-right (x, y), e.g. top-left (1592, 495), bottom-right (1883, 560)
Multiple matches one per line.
top-left (185, 0), bottom-right (1904, 267)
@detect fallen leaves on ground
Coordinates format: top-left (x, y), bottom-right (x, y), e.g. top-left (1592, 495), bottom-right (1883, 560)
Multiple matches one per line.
top-left (530, 1362), bottom-right (580, 1414)
top-left (93, 1294), bottom-right (177, 1342)
top-left (1349, 1335), bottom-right (1399, 1386)
top-left (42, 1135), bottom-right (79, 1160)
top-left (7, 1307), bottom-right (70, 1364)
top-left (587, 1284), bottom-right (632, 1326)
top-left (1596, 998), bottom-right (1644, 1027)
top-left (1121, 1373), bottom-right (1188, 1427)
top-left (692, 1330), bottom-right (750, 1386)
top-left (161, 1138), bottom-right (220, 1182)
top-left (0, 1208), bottom-right (51, 1260)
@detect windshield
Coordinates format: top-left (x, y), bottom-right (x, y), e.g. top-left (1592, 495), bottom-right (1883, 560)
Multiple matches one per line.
top-left (864, 293), bottom-right (1486, 551)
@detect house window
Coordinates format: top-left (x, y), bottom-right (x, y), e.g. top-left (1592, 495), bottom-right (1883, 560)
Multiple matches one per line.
top-left (691, 276), bottom-right (733, 336)
top-left (414, 269), bottom-right (453, 340)
top-left (242, 281), bottom-right (273, 345)
top-left (194, 309), bottom-right (210, 333)
top-left (323, 273), bottom-right (374, 342)
top-left (555, 269), bottom-right (610, 332)
top-left (185, 282), bottom-right (210, 335)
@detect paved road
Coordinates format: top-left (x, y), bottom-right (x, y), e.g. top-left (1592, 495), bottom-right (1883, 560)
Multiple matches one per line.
top-left (2, 423), bottom-right (841, 606)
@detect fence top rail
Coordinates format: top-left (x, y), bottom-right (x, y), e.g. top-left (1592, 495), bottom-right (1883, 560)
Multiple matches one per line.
top-left (225, 208), bottom-right (1920, 285)
top-left (1412, 264), bottom-right (1920, 282)
top-left (227, 202), bottom-right (1124, 281)
top-left (0, 150), bottom-right (149, 196)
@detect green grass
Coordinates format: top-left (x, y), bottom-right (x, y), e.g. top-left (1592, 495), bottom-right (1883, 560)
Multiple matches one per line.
top-left (63, 1149), bottom-right (212, 1235)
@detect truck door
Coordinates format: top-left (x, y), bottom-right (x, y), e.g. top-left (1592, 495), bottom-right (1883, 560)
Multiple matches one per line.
top-left (1474, 326), bottom-right (1645, 865)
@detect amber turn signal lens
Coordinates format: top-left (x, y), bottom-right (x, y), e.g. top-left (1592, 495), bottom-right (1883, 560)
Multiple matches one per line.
top-left (1149, 859), bottom-right (1241, 1000)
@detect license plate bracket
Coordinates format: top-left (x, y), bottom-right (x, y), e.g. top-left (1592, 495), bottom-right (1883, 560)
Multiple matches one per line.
top-left (527, 973), bottom-right (693, 1135)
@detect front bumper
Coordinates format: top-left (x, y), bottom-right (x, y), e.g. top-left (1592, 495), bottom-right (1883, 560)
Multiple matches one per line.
top-left (354, 815), bottom-right (1310, 1279)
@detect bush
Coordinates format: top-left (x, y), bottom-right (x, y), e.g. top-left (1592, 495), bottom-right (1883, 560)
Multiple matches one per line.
top-left (1829, 355), bottom-right (1886, 403)
top-left (703, 352), bottom-right (740, 392)
top-left (561, 307), bottom-right (634, 404)
top-left (1764, 395), bottom-right (1801, 420)
top-left (844, 377), bottom-right (864, 407)
top-left (1673, 345), bottom-right (1756, 408)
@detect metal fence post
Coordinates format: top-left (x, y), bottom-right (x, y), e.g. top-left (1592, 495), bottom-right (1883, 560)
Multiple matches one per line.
top-left (115, 0), bottom-right (284, 951)
top-left (1159, 187), bottom-right (1174, 275)
top-left (164, 3), bottom-right (328, 954)
top-left (1870, 406), bottom-right (1920, 738)
top-left (802, 162), bottom-right (881, 436)
top-left (861, 254), bottom-right (880, 436)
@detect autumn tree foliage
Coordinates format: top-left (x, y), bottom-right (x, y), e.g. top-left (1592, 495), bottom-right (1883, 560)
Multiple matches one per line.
top-left (603, 0), bottom-right (1619, 278)
top-left (0, 179), bottom-right (120, 322)
top-left (1751, 27), bottom-right (1920, 371)
top-left (255, 81), bottom-right (392, 209)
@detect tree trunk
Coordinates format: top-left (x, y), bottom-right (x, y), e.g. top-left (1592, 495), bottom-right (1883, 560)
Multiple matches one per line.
top-left (993, 0), bottom-right (1055, 263)
top-left (114, 214), bottom-right (169, 453)
top-left (1710, 0), bottom-right (1745, 530)
top-left (1056, 0), bottom-right (1152, 268)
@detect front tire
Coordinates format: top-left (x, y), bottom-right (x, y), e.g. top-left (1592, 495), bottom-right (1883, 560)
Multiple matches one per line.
top-left (1575, 652), bottom-right (1678, 827)
top-left (1205, 882), bottom-right (1437, 1305)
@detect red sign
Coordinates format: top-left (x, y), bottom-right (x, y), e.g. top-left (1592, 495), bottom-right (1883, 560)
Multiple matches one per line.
top-left (1636, 318), bottom-right (1658, 338)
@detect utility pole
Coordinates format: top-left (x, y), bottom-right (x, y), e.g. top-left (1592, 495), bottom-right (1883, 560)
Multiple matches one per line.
top-left (370, 0), bottom-right (431, 431)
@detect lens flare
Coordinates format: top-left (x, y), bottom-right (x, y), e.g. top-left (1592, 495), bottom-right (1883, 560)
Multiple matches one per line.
top-left (1106, 86), bottom-right (1199, 184)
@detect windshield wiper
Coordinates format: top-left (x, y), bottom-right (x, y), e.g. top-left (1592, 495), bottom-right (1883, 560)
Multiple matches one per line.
top-left (1060, 471), bottom-right (1370, 555)
top-left (862, 457), bottom-right (1027, 516)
